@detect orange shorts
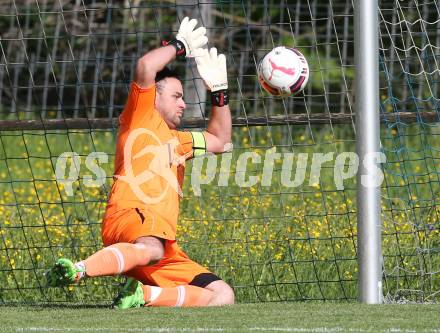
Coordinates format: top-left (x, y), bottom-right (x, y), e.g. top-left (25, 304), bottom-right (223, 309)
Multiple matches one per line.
top-left (101, 208), bottom-right (221, 288)
top-left (102, 207), bottom-right (174, 243)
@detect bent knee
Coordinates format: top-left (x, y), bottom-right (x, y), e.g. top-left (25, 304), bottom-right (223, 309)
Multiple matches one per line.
top-left (218, 284), bottom-right (235, 305)
top-left (206, 280), bottom-right (235, 305)
top-left (135, 236), bottom-right (165, 263)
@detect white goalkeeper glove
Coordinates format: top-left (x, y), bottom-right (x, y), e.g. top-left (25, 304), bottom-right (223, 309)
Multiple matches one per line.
top-left (173, 17), bottom-right (208, 57)
top-left (194, 47), bottom-right (228, 92)
top-left (195, 47), bottom-right (229, 107)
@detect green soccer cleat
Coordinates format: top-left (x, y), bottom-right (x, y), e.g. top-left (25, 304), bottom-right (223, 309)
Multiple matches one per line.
top-left (45, 258), bottom-right (84, 287)
top-left (113, 278), bottom-right (146, 309)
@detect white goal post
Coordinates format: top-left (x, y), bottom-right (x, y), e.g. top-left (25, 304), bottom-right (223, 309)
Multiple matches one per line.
top-left (355, 0), bottom-right (383, 304)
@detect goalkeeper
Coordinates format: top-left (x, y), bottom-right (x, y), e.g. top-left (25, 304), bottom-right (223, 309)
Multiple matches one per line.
top-left (46, 17), bottom-right (234, 308)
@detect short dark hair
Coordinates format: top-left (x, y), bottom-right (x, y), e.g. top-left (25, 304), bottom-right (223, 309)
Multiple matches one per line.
top-left (155, 67), bottom-right (180, 83)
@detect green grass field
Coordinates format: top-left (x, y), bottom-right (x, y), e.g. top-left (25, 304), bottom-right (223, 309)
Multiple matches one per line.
top-left (2, 302), bottom-right (440, 333)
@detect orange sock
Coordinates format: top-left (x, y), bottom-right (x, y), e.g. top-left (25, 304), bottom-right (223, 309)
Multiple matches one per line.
top-left (142, 285), bottom-right (214, 307)
top-left (78, 243), bottom-right (150, 277)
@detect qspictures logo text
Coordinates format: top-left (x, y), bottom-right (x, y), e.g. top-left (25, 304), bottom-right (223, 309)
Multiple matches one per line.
top-left (55, 143), bottom-right (386, 202)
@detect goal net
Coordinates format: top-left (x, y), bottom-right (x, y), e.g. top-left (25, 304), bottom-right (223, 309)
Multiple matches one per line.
top-left (0, 0), bottom-right (438, 305)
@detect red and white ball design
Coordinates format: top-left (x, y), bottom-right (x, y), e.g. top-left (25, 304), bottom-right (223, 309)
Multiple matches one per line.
top-left (258, 46), bottom-right (309, 97)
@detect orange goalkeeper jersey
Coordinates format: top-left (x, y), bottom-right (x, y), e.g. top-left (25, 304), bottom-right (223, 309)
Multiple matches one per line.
top-left (105, 82), bottom-right (195, 240)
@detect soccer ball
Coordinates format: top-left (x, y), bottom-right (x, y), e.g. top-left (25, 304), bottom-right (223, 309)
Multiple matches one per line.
top-left (257, 46), bottom-right (309, 97)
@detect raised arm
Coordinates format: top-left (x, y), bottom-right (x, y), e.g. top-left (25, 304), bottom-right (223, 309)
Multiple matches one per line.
top-left (135, 46), bottom-right (176, 88)
top-left (195, 48), bottom-right (232, 153)
top-left (135, 17), bottom-right (208, 88)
